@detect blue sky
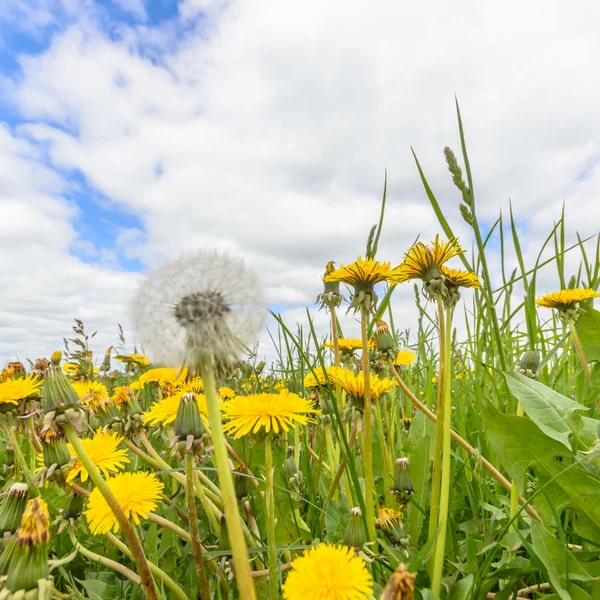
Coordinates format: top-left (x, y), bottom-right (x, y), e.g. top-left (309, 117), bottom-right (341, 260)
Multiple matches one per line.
top-left (1, 0), bottom-right (599, 365)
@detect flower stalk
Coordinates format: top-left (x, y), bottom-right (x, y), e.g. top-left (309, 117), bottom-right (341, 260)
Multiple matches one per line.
top-left (264, 436), bottom-right (279, 599)
top-left (568, 318), bottom-right (592, 383)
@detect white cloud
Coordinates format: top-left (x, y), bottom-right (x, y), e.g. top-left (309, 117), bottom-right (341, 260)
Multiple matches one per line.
top-left (2, 0), bottom-right (600, 366)
top-left (112, 0), bottom-right (147, 21)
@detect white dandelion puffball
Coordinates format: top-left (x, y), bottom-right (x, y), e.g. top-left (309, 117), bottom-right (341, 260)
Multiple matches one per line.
top-left (132, 251), bottom-right (266, 366)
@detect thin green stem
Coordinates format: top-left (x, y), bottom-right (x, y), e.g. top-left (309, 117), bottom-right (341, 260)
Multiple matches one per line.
top-left (431, 304), bottom-right (453, 596)
top-left (199, 355), bottom-right (256, 600)
top-left (331, 306), bottom-right (343, 411)
top-left (509, 402), bottom-right (525, 530)
top-left (265, 436), bottom-right (279, 599)
top-left (569, 318), bottom-right (592, 383)
top-left (62, 423), bottom-right (158, 600)
top-left (186, 452), bottom-right (212, 599)
top-left (7, 428), bottom-right (33, 486)
top-left (360, 308), bottom-right (376, 541)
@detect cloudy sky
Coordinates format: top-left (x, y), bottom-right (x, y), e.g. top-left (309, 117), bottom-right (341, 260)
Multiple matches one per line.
top-left (1, 0), bottom-right (599, 367)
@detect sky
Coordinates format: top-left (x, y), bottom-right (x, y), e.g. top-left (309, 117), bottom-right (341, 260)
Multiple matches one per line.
top-left (1, 0), bottom-right (600, 368)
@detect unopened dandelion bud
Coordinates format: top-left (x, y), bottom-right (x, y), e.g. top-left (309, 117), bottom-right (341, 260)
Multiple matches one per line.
top-left (62, 494), bottom-right (84, 521)
top-left (100, 347), bottom-right (112, 372)
top-left (0, 484), bottom-right (29, 536)
top-left (41, 439), bottom-right (70, 470)
top-left (41, 366), bottom-right (79, 414)
top-left (392, 458), bottom-right (414, 497)
top-left (234, 465), bottom-right (249, 500)
top-left (517, 350), bottom-right (541, 379)
top-left (217, 514), bottom-right (230, 554)
top-left (342, 507), bottom-right (365, 549)
top-left (316, 261), bottom-right (344, 309)
top-left (50, 352), bottom-right (62, 367)
top-left (5, 438), bottom-right (15, 468)
top-left (174, 393), bottom-right (204, 441)
top-left (373, 319), bottom-right (396, 354)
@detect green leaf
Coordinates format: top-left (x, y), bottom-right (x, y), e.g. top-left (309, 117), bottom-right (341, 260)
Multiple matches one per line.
top-left (451, 574), bottom-right (476, 600)
top-left (504, 371), bottom-right (588, 450)
top-left (576, 306), bottom-right (600, 364)
top-left (483, 400), bottom-right (600, 536)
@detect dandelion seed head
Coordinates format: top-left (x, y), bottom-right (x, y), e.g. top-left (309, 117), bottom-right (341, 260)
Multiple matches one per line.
top-left (132, 251), bottom-right (265, 367)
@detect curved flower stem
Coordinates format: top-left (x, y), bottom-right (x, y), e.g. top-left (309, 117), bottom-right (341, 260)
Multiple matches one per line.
top-left (186, 452), bottom-right (212, 599)
top-left (106, 532), bottom-right (188, 600)
top-left (199, 354), bottom-right (256, 600)
top-left (264, 435), bottom-right (279, 599)
top-left (62, 423), bottom-right (158, 600)
top-left (7, 428), bottom-right (33, 486)
top-left (389, 364), bottom-right (543, 523)
top-left (428, 294), bottom-right (447, 563)
top-left (431, 305), bottom-right (453, 595)
top-left (68, 530), bottom-right (141, 586)
top-left (569, 318), bottom-right (592, 383)
top-left (25, 414), bottom-right (43, 454)
top-left (360, 307), bottom-right (376, 542)
top-left (330, 306), bottom-right (344, 411)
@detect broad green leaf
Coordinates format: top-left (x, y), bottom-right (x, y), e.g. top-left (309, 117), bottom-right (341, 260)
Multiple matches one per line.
top-left (451, 574), bottom-right (475, 600)
top-left (483, 400), bottom-right (600, 537)
top-left (504, 371), bottom-right (588, 450)
top-left (576, 306), bottom-right (600, 364)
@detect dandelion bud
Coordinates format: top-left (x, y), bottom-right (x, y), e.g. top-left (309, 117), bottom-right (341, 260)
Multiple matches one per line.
top-left (234, 465), bottom-right (249, 500)
top-left (2, 498), bottom-right (52, 596)
top-left (217, 514), bottom-right (230, 554)
top-left (373, 319), bottom-right (397, 355)
top-left (174, 393), bottom-right (204, 441)
top-left (517, 350), bottom-right (541, 379)
top-left (392, 458), bottom-right (414, 499)
top-left (342, 507), bottom-right (365, 550)
top-left (100, 347), bottom-right (112, 373)
top-left (42, 439), bottom-right (70, 470)
top-left (50, 352), bottom-right (62, 367)
top-left (41, 366), bottom-right (79, 414)
top-left (0, 483), bottom-right (29, 536)
top-left (316, 261), bottom-right (344, 310)
top-left (62, 493), bottom-right (84, 521)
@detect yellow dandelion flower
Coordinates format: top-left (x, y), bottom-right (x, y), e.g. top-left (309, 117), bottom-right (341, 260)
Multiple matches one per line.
top-left (323, 256), bottom-right (395, 288)
top-left (440, 266), bottom-right (481, 289)
top-left (85, 472), bottom-right (163, 534)
top-left (282, 543), bottom-right (373, 600)
top-left (303, 366), bottom-right (342, 388)
top-left (110, 386), bottom-right (134, 406)
top-left (72, 381), bottom-right (111, 411)
top-left (144, 393), bottom-right (208, 426)
top-left (330, 369), bottom-right (395, 400)
top-left (536, 288), bottom-right (600, 311)
top-left (67, 430), bottom-right (129, 483)
top-left (0, 377), bottom-right (42, 405)
top-left (222, 393), bottom-right (319, 438)
top-left (137, 367), bottom-right (187, 385)
top-left (61, 363), bottom-right (80, 375)
top-left (114, 353), bottom-right (150, 368)
top-left (218, 386), bottom-right (236, 400)
top-left (389, 236), bottom-right (464, 284)
top-left (323, 338), bottom-right (363, 353)
top-left (18, 497), bottom-right (50, 546)
top-left (182, 376), bottom-right (204, 394)
top-left (394, 349), bottom-right (417, 366)
top-left (375, 507), bottom-right (403, 532)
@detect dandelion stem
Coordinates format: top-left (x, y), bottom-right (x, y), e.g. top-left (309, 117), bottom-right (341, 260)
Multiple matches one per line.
top-left (264, 436), bottom-right (279, 599)
top-left (360, 307), bottom-right (376, 542)
top-left (62, 423), bottom-right (158, 600)
top-left (568, 318), bottom-right (592, 383)
top-left (431, 305), bottom-right (454, 595)
top-left (185, 452), bottom-right (212, 599)
top-left (330, 306), bottom-right (344, 411)
top-left (6, 428), bottom-right (33, 486)
top-left (509, 401), bottom-right (525, 530)
top-left (199, 354), bottom-right (257, 600)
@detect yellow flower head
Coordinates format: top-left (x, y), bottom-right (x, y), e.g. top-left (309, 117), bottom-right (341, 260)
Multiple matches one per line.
top-left (110, 386), bottom-right (134, 406)
top-left (331, 369), bottom-right (396, 400)
top-left (18, 497), bottom-right (51, 546)
top-left (303, 366), bottom-right (341, 389)
top-left (138, 367), bottom-right (187, 386)
top-left (0, 377), bottom-right (42, 405)
top-left (115, 353), bottom-right (150, 368)
top-left (61, 362), bottom-right (79, 375)
top-left (324, 256), bottom-right (394, 289)
top-left (218, 386), bottom-right (236, 400)
top-left (144, 393), bottom-right (208, 427)
top-left (390, 236), bottom-right (464, 284)
top-left (441, 266), bottom-right (481, 289)
top-left (67, 430), bottom-right (129, 483)
top-left (536, 288), bottom-right (600, 311)
top-left (375, 507), bottom-right (403, 532)
top-left (282, 543), bottom-right (373, 600)
top-left (72, 381), bottom-right (111, 411)
top-left (394, 349), bottom-right (417, 366)
top-left (222, 393), bottom-right (319, 438)
top-left (86, 472), bottom-right (163, 534)
top-left (323, 338), bottom-right (363, 353)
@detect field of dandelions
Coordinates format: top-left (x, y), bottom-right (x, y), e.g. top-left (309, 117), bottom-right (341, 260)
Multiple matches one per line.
top-left (2, 109), bottom-right (600, 600)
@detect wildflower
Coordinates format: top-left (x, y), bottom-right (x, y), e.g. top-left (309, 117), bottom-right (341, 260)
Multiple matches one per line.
top-left (342, 507), bottom-right (365, 550)
top-left (401, 417), bottom-right (412, 433)
top-left (376, 507), bottom-right (409, 546)
top-left (303, 366), bottom-right (341, 388)
top-left (218, 386), bottom-right (236, 400)
top-left (85, 472), bottom-right (163, 534)
top-left (517, 350), bottom-right (541, 379)
top-left (1, 367), bottom-right (15, 382)
top-left (282, 543), bottom-right (373, 600)
top-left (72, 380), bottom-right (111, 411)
top-left (441, 266), bottom-right (481, 289)
top-left (0, 483), bottom-right (29, 536)
top-left (324, 256), bottom-right (397, 312)
top-left (62, 362), bottom-right (80, 375)
top-left (536, 288), bottom-right (600, 317)
top-left (323, 338), bottom-right (363, 353)
top-left (0, 377), bottom-right (42, 405)
top-left (7, 361), bottom-right (25, 376)
top-left (132, 251), bottom-right (265, 367)
top-left (316, 261), bottom-right (344, 310)
top-left (395, 349), bottom-right (417, 366)
top-left (222, 393), bottom-right (319, 438)
top-left (173, 392), bottom-right (205, 442)
top-left (331, 369), bottom-right (395, 401)
top-left (380, 563), bottom-right (416, 600)
top-left (138, 367), bottom-right (187, 386)
top-left (67, 430), bottom-right (129, 483)
top-left (144, 392), bottom-right (209, 427)
top-left (392, 457), bottom-right (414, 502)
top-left (30, 358), bottom-right (51, 378)
top-left (111, 385), bottom-right (134, 406)
top-left (115, 353), bottom-right (150, 368)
